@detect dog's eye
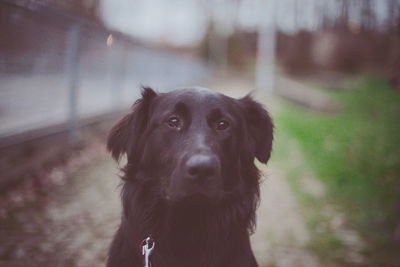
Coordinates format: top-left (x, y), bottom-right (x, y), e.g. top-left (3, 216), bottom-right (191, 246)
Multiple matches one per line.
top-left (216, 120), bottom-right (230, 131)
top-left (166, 116), bottom-right (180, 128)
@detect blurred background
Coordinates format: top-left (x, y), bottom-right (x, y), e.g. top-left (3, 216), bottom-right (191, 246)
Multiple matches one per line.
top-left (0, 0), bottom-right (399, 266)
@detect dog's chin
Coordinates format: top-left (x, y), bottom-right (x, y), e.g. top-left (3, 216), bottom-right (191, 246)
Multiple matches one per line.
top-left (165, 190), bottom-right (221, 207)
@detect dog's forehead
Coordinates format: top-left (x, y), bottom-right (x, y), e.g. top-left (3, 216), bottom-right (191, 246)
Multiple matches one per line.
top-left (158, 87), bottom-right (229, 107)
top-left (170, 87), bottom-right (221, 101)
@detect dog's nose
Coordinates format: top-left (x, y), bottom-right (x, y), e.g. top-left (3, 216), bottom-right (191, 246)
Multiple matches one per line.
top-left (185, 154), bottom-right (218, 181)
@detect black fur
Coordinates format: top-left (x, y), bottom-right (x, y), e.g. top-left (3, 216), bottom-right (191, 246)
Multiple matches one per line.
top-left (106, 87), bottom-right (273, 267)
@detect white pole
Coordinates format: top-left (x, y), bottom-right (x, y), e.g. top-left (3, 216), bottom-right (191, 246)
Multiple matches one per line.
top-left (65, 24), bottom-right (81, 145)
top-left (256, 0), bottom-right (276, 92)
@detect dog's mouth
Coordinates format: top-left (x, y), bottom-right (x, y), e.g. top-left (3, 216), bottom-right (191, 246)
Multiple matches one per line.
top-left (165, 189), bottom-right (221, 206)
top-left (164, 174), bottom-right (223, 204)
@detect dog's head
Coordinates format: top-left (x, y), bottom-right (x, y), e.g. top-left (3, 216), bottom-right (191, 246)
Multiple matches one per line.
top-left (108, 87), bottom-right (273, 203)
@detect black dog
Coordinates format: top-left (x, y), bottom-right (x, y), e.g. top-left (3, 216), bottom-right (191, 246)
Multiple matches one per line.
top-left (106, 87), bottom-right (273, 267)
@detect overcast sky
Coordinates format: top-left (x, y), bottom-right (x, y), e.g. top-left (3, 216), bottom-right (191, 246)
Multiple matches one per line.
top-left (100, 0), bottom-right (390, 46)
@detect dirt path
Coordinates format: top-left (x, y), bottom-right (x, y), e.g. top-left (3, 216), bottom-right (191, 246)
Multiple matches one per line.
top-left (251, 163), bottom-right (321, 267)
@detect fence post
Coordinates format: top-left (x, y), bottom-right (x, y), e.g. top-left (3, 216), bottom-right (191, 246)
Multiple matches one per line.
top-left (256, 0), bottom-right (276, 93)
top-left (108, 38), bottom-right (127, 109)
top-left (114, 42), bottom-right (127, 108)
top-left (65, 24), bottom-right (81, 145)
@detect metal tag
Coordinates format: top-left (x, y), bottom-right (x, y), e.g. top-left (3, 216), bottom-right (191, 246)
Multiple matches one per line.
top-left (142, 236), bottom-right (155, 267)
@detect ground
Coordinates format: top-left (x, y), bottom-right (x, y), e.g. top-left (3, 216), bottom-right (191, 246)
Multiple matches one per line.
top-left (0, 75), bottom-right (363, 267)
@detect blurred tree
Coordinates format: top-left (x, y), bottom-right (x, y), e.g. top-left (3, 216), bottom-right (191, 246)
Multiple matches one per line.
top-left (387, 0), bottom-right (400, 31)
top-left (360, 0), bottom-right (376, 31)
top-left (337, 0), bottom-right (349, 28)
top-left (294, 0), bottom-right (299, 27)
top-left (318, 0), bottom-right (332, 30)
top-left (13, 0), bottom-right (102, 22)
top-left (199, 0), bottom-right (242, 70)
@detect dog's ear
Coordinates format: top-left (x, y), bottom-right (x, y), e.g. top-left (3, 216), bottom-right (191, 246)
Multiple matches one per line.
top-left (240, 95), bottom-right (274, 163)
top-left (107, 87), bottom-right (157, 161)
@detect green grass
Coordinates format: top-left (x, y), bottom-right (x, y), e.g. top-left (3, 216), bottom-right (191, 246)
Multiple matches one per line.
top-left (270, 127), bottom-right (348, 265)
top-left (276, 76), bottom-right (400, 265)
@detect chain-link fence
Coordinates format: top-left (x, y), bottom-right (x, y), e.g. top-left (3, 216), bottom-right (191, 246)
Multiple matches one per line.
top-left (0, 1), bottom-right (209, 146)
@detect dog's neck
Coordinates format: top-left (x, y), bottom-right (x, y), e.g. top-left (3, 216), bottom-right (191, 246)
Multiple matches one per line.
top-left (122, 179), bottom-right (257, 266)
